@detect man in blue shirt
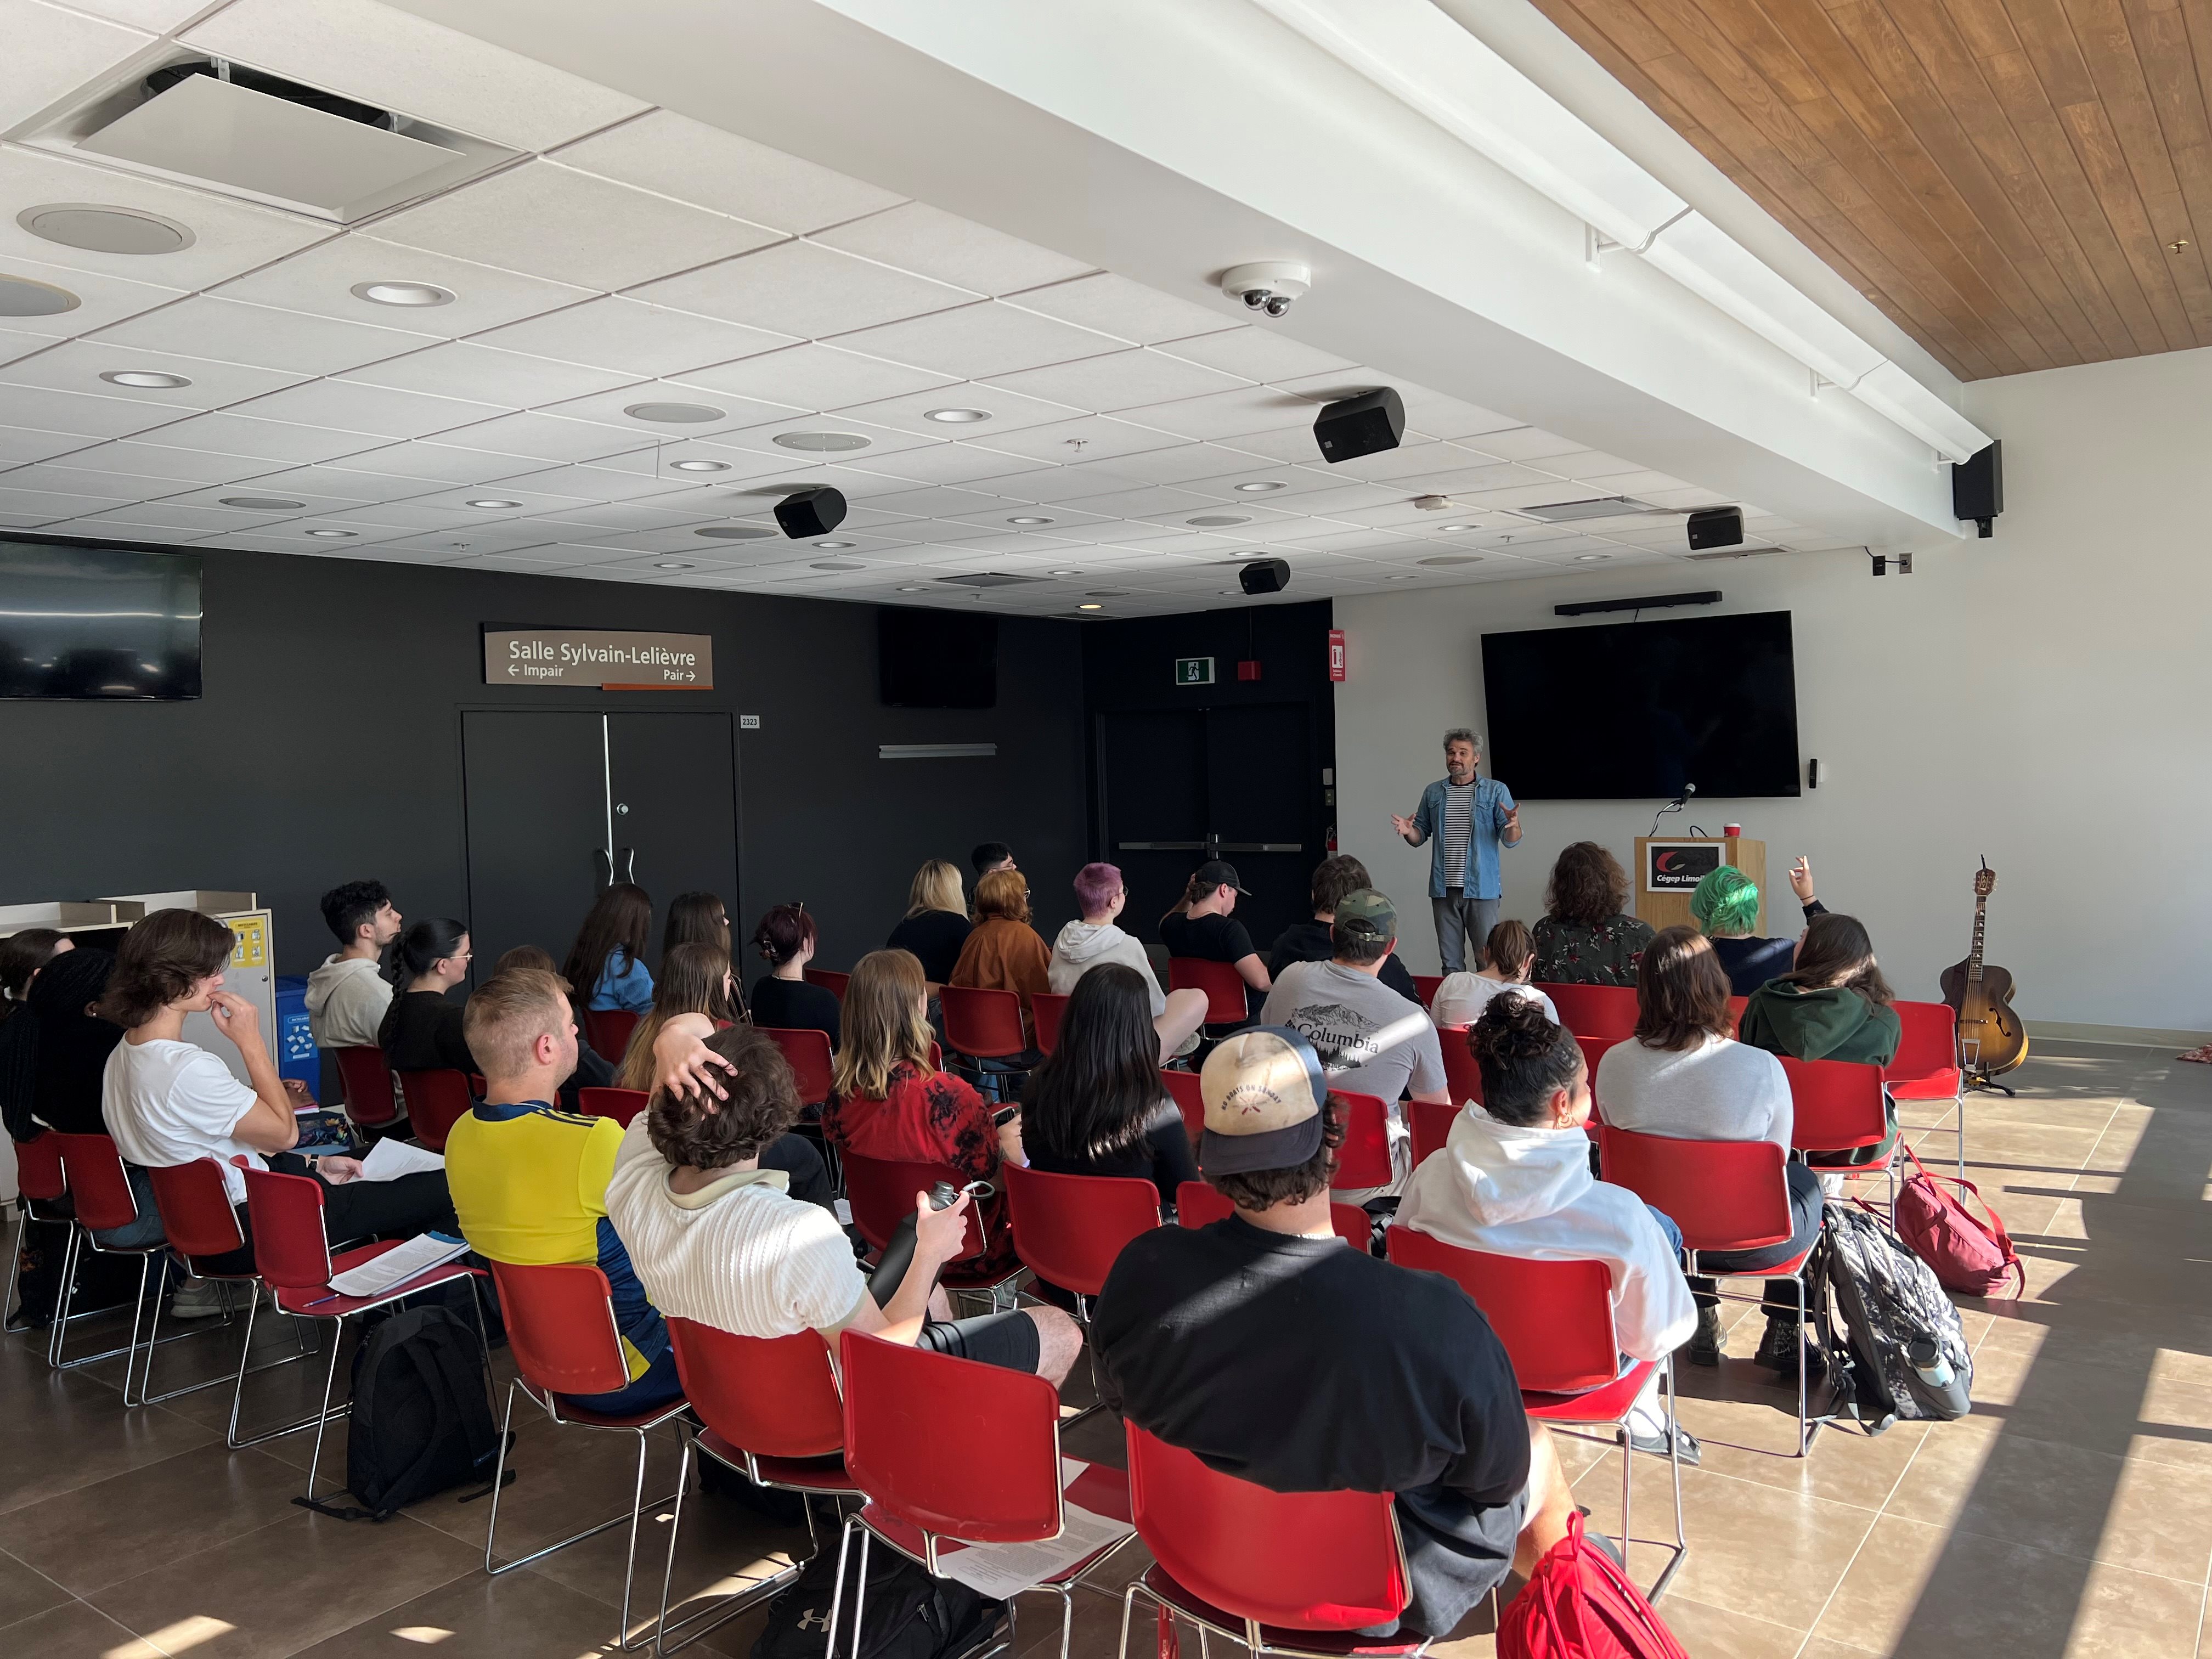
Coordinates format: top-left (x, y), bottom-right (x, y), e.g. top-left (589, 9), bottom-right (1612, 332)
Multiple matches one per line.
top-left (1391, 729), bottom-right (1521, 973)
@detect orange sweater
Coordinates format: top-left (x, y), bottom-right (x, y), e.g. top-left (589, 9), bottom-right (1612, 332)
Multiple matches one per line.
top-left (949, 916), bottom-right (1052, 1008)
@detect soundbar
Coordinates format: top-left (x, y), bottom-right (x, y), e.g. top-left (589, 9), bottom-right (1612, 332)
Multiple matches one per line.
top-left (1554, 590), bottom-right (1722, 617)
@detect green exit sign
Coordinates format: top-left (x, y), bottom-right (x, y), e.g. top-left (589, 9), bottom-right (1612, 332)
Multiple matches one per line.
top-left (1175, 656), bottom-right (1216, 686)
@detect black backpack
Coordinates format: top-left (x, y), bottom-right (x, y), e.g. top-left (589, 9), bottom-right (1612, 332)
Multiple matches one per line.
top-left (753, 1536), bottom-right (1003, 1659)
top-left (1813, 1201), bottom-right (1973, 1431)
top-left (297, 1304), bottom-right (504, 1521)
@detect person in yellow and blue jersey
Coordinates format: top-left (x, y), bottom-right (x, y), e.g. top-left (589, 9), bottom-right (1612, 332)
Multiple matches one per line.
top-left (448, 968), bottom-right (678, 1413)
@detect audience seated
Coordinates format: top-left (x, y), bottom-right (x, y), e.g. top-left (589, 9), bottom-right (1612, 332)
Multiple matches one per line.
top-left (0, 927), bottom-right (71, 1024)
top-left (608, 1022), bottom-right (1077, 1381)
top-left (487, 946), bottom-right (617, 1102)
top-left (102, 909), bottom-right (455, 1278)
top-left (617, 941), bottom-right (741, 1091)
top-left (1739, 911), bottom-right (1900, 1170)
top-left (1047, 862), bottom-right (1207, 1061)
top-left (445, 968), bottom-right (680, 1413)
top-left (885, 858), bottom-right (973, 985)
top-left (1431, 918), bottom-right (1558, 1029)
top-left (1398, 998), bottom-right (1697, 1460)
top-left (970, 840), bottom-right (1017, 881)
top-left (1091, 1028), bottom-right (1576, 1641)
top-left (1595, 927), bottom-right (1820, 1371)
top-left (1259, 889), bottom-right (1447, 1201)
top-left (1020, 964), bottom-right (1198, 1206)
top-left (1267, 853), bottom-right (1420, 1002)
top-left (563, 882), bottom-right (656, 1015)
top-left (1158, 859), bottom-right (1270, 1018)
top-left (1531, 842), bottom-right (1655, 988)
top-left (1, 945), bottom-right (116, 1144)
top-left (307, 881), bottom-right (401, 1051)
top-left (378, 919), bottom-right (476, 1074)
top-left (949, 868), bottom-right (1053, 1019)
top-left (662, 890), bottom-right (740, 1016)
top-left (823, 949), bottom-right (1020, 1276)
top-left (1691, 859), bottom-right (1827, 997)
top-left (747, 902), bottom-right (842, 1048)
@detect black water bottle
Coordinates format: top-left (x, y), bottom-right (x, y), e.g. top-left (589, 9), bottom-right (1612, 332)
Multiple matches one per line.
top-left (867, 1182), bottom-right (963, 1306)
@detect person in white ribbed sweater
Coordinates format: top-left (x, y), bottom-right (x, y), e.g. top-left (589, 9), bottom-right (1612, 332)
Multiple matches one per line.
top-left (608, 1021), bottom-right (1080, 1379)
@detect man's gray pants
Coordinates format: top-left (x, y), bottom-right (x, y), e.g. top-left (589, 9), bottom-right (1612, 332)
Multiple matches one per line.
top-left (1431, 890), bottom-right (1500, 974)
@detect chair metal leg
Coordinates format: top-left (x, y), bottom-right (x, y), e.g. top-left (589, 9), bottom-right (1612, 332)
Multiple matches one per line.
top-left (848, 1527), bottom-right (872, 1659)
top-left (652, 1429), bottom-right (694, 1658)
top-left (46, 1226), bottom-right (78, 1369)
top-left (1648, 1357), bottom-right (1689, 1601)
top-left (1, 1203), bottom-right (55, 1334)
top-left (825, 1511), bottom-right (860, 1659)
top-left (483, 1380), bottom-right (522, 1573)
top-left (616, 1427), bottom-right (652, 1649)
top-left (301, 1316), bottom-right (349, 1501)
top-left (115, 1253), bottom-right (154, 1407)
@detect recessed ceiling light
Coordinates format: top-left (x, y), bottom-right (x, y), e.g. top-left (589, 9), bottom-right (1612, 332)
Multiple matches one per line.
top-left (898, 585), bottom-right (925, 592)
top-left (772, 431), bottom-right (869, 451)
top-left (811, 560), bottom-right (865, 571)
top-left (19, 204), bottom-right (193, 255)
top-left (219, 495), bottom-right (304, 510)
top-left (1230, 550), bottom-right (1269, 559)
top-left (99, 369), bottom-right (190, 389)
top-left (656, 561), bottom-right (698, 570)
top-left (1436, 523), bottom-right (1479, 532)
top-left (1218, 589), bottom-right (1241, 596)
top-left (305, 528), bottom-right (356, 539)
top-left (1086, 590), bottom-right (1129, 598)
top-left (924, 408), bottom-right (991, 424)
top-left (627, 402), bottom-right (725, 424)
top-left (466, 499), bottom-right (522, 509)
top-left (1387, 573), bottom-right (1420, 580)
top-left (1234, 481), bottom-right (1286, 493)
top-left (1573, 553), bottom-right (1610, 562)
top-left (695, 525), bottom-right (776, 540)
top-left (812, 541), bottom-right (855, 550)
top-left (668, 458), bottom-right (729, 472)
top-left (1418, 555), bottom-right (1482, 567)
top-left (1049, 569), bottom-right (1082, 577)
top-left (1007, 516), bottom-right (1054, 526)
top-left (0, 274), bottom-right (80, 317)
top-left (1187, 515), bottom-right (1250, 527)
top-left (1078, 602), bottom-right (1104, 611)
top-left (351, 281), bottom-right (455, 308)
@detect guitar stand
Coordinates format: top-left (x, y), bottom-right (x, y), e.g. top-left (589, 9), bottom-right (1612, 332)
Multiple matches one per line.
top-left (1965, 1071), bottom-right (2016, 1098)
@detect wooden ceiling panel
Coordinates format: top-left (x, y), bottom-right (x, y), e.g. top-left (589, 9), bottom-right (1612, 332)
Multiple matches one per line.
top-left (1529, 0), bottom-right (2212, 376)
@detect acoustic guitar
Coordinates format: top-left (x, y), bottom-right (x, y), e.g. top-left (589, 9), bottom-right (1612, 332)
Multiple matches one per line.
top-left (1939, 860), bottom-right (2027, 1079)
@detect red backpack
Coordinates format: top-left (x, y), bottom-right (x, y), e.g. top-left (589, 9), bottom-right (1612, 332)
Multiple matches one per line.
top-left (1498, 1511), bottom-right (1688, 1659)
top-left (1891, 1142), bottom-right (2024, 1297)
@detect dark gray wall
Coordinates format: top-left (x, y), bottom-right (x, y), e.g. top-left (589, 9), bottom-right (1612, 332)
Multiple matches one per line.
top-left (1, 544), bottom-right (1088, 978)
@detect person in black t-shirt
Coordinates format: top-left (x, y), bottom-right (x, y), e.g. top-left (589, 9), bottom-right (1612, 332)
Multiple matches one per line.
top-left (885, 859), bottom-right (973, 984)
top-left (1092, 1026), bottom-right (1575, 1641)
top-left (1269, 853), bottom-right (1420, 1002)
top-left (379, 919), bottom-right (477, 1074)
top-left (1158, 859), bottom-right (1269, 1022)
top-left (1019, 964), bottom-right (1197, 1207)
top-left (748, 903), bottom-right (842, 1051)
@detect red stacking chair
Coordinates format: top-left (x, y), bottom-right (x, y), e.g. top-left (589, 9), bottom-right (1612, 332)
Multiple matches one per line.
top-left (1160, 1069), bottom-right (1204, 1145)
top-left (804, 967), bottom-right (850, 1001)
top-left (1888, 1000), bottom-right (1965, 1176)
top-left (1329, 1091), bottom-right (1395, 1192)
top-left (1599, 1126), bottom-right (1821, 1456)
top-left (1539, 982), bottom-right (1638, 1040)
top-left (1577, 1034), bottom-right (1622, 1084)
top-left (4, 1132), bottom-right (69, 1336)
top-left (1782, 1057), bottom-right (1895, 1204)
top-left (938, 985), bottom-right (1032, 1099)
top-left (578, 1086), bottom-right (650, 1127)
top-left (242, 1163), bottom-right (488, 1497)
top-left (1407, 1098), bottom-right (1461, 1167)
top-left (1118, 1423), bottom-right (1417, 1659)
top-left (1029, 991), bottom-right (1072, 1055)
top-left (839, 1149), bottom-right (1021, 1300)
top-left (760, 1026), bottom-right (835, 1108)
top-left (657, 1321), bottom-right (864, 1654)
top-left (1724, 996), bottom-right (1748, 1037)
top-left (1412, 974), bottom-right (1444, 1010)
top-left (397, 1068), bottom-right (474, 1152)
top-left (1176, 1181), bottom-right (1370, 1253)
top-left (836, 1330), bottom-right (1137, 1659)
top-left (484, 1260), bottom-right (688, 1650)
top-left (45, 1133), bottom-right (176, 1389)
top-left (332, 1045), bottom-right (400, 1128)
top-left (1386, 1231), bottom-right (1686, 1599)
top-left (1003, 1163), bottom-right (1161, 1421)
top-left (1437, 1025), bottom-right (1484, 1106)
top-left (584, 1008), bottom-right (641, 1064)
top-left (1170, 957), bottom-right (1249, 1026)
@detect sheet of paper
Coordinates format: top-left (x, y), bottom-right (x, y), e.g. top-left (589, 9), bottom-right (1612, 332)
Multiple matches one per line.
top-left (933, 1500), bottom-right (1135, 1600)
top-left (358, 1138), bottom-right (446, 1181)
top-left (326, 1233), bottom-right (470, 1299)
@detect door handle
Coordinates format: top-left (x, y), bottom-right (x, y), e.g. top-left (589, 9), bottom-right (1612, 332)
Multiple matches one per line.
top-left (1116, 842), bottom-right (1206, 851)
top-left (613, 847), bottom-right (636, 884)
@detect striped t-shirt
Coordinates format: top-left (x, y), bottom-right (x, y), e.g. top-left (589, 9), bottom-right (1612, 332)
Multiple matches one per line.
top-left (1440, 782), bottom-right (1476, 890)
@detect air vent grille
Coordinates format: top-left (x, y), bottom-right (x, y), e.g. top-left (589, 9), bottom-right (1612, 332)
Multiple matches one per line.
top-left (1518, 496), bottom-right (1658, 522)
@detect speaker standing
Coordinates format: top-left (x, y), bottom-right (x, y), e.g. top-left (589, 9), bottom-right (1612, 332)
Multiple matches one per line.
top-left (1391, 729), bottom-right (1521, 973)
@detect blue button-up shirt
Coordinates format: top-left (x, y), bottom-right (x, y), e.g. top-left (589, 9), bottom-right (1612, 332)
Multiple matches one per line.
top-left (1410, 776), bottom-right (1519, 900)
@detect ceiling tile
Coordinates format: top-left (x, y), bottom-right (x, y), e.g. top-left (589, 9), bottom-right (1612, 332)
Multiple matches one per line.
top-left (673, 342), bottom-right (953, 411)
top-left (396, 481), bottom-right (596, 516)
top-left (668, 412), bottom-right (942, 462)
top-left (498, 461), bottom-right (705, 503)
top-left (969, 414), bottom-right (1184, 464)
top-left (630, 240), bottom-right (972, 339)
top-left (0, 484), bottom-right (133, 521)
top-left (827, 301), bottom-right (1121, 381)
top-left (1008, 272), bottom-right (1242, 346)
top-left (63, 0), bottom-right (205, 27)
top-left (0, 422), bottom-right (100, 464)
top-left (86, 296), bottom-right (438, 375)
top-left (228, 378), bottom-right (503, 440)
top-left (369, 414), bottom-right (635, 467)
top-left (0, 461), bottom-right (147, 499)
top-left (40, 441), bottom-right (272, 484)
top-left (839, 443), bottom-right (1054, 487)
top-left (814, 202), bottom-right (1091, 295)
top-left (341, 341), bottom-right (640, 408)
top-left (330, 439), bottom-right (558, 482)
top-left (553, 111), bottom-right (904, 235)
top-left (985, 349), bottom-right (1247, 412)
top-left (1157, 326), bottom-right (1357, 382)
top-left (0, 340), bottom-right (307, 409)
top-left (63, 500), bottom-right (276, 534)
top-left (979, 462), bottom-right (1143, 503)
top-left (825, 378), bottom-right (1085, 439)
top-left (529, 383), bottom-right (800, 443)
top-left (1051, 484), bottom-right (1218, 518)
top-left (0, 382), bottom-right (184, 440)
top-left (467, 295), bottom-right (795, 379)
top-left (373, 161), bottom-right (782, 292)
top-left (0, 255), bottom-right (186, 340)
top-left (1111, 384), bottom-right (1318, 442)
top-left (0, 1), bottom-right (149, 131)
top-left (222, 464), bottom-right (435, 504)
top-left (210, 233), bottom-right (594, 336)
top-left (180, 0), bottom-right (649, 151)
top-left (1054, 441), bottom-right (1271, 488)
top-left (569, 440), bottom-right (813, 486)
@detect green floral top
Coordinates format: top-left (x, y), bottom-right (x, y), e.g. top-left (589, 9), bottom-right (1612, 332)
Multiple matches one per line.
top-left (1531, 913), bottom-right (1655, 988)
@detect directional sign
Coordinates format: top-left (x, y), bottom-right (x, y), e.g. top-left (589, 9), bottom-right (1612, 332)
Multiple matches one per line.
top-left (483, 628), bottom-right (713, 690)
top-left (1175, 656), bottom-right (1215, 686)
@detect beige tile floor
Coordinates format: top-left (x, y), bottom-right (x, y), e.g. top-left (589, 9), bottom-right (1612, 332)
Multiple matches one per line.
top-left (2, 1039), bottom-right (2203, 1658)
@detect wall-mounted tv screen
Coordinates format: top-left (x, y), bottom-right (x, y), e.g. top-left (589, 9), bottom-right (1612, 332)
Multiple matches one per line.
top-left (879, 606), bottom-right (997, 708)
top-left (0, 538), bottom-right (202, 701)
top-left (1481, 610), bottom-right (1801, 799)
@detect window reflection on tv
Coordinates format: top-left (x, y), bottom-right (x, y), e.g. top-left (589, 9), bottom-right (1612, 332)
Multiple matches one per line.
top-left (0, 539), bottom-right (202, 701)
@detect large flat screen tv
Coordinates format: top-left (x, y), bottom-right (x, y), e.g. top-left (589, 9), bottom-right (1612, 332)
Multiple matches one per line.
top-left (1481, 610), bottom-right (1800, 798)
top-left (0, 538), bottom-right (202, 700)
top-left (879, 606), bottom-right (996, 708)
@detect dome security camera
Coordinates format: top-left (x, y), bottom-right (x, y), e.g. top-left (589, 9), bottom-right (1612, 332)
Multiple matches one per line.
top-left (1221, 261), bottom-right (1311, 319)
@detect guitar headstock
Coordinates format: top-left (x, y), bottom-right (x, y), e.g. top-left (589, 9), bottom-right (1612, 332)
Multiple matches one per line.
top-left (1973, 862), bottom-right (1997, 899)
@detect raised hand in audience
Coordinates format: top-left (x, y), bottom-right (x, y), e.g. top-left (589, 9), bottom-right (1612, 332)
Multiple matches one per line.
top-left (1788, 857), bottom-right (1816, 903)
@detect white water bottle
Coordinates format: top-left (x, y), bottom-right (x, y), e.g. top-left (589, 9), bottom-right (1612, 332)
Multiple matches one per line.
top-left (1906, 1334), bottom-right (1953, 1389)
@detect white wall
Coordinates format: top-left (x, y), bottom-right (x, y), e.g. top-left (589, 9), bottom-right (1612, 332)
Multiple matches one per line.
top-left (1336, 345), bottom-right (2212, 1034)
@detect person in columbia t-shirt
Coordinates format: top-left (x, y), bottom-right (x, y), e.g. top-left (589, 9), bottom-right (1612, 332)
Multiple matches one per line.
top-left (1392, 728), bottom-right (1521, 975)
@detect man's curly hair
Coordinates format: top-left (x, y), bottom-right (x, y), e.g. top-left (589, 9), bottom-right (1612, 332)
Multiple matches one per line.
top-left (646, 1024), bottom-right (801, 1170)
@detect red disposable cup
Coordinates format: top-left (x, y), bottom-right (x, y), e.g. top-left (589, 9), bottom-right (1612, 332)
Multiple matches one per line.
top-left (1723, 822), bottom-right (1742, 838)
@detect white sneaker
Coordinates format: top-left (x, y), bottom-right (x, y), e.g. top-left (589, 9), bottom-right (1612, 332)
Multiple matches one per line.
top-left (168, 1279), bottom-right (229, 1319)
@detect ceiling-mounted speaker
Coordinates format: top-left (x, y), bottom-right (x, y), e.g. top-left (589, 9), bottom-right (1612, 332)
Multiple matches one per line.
top-left (1238, 557), bottom-right (1290, 595)
top-left (1686, 506), bottom-right (1744, 550)
top-left (1312, 387), bottom-right (1404, 465)
top-left (775, 486), bottom-right (848, 539)
top-left (1951, 440), bottom-right (2002, 538)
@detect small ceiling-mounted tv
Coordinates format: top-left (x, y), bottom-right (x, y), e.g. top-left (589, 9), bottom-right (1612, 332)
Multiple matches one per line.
top-left (0, 537), bottom-right (203, 700)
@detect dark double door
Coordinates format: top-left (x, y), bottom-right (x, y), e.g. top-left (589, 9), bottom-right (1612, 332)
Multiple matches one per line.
top-left (461, 710), bottom-right (740, 979)
top-left (1097, 703), bottom-right (1317, 950)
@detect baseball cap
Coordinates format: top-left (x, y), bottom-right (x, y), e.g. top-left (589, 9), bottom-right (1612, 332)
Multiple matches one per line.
top-left (1195, 858), bottom-right (1250, 895)
top-left (1331, 888), bottom-right (1397, 943)
top-left (1198, 1026), bottom-right (1328, 1175)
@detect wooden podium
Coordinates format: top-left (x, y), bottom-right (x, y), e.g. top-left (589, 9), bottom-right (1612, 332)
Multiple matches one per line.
top-left (1633, 837), bottom-right (1765, 934)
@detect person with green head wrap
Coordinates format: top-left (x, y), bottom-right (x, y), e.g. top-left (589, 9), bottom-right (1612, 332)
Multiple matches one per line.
top-left (1689, 856), bottom-right (1827, 997)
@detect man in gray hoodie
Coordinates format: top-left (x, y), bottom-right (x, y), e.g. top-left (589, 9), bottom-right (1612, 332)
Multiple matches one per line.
top-left (306, 880), bottom-right (401, 1051)
top-left (1048, 863), bottom-right (1209, 1060)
